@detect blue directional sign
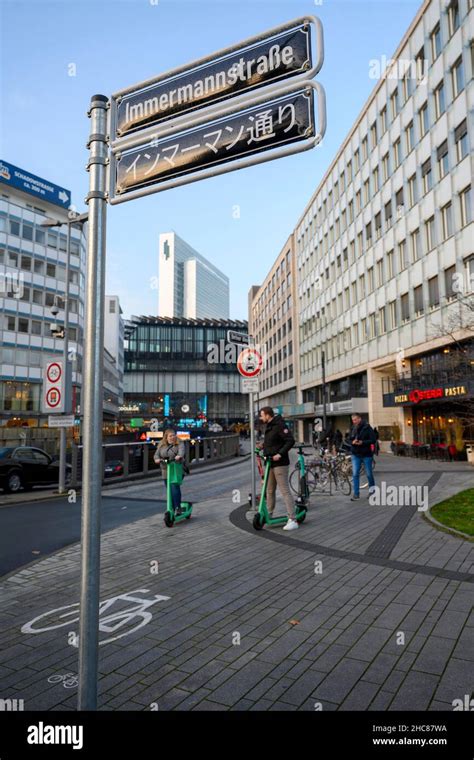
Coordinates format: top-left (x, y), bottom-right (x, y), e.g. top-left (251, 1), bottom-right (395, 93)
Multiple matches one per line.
top-left (0, 160), bottom-right (71, 208)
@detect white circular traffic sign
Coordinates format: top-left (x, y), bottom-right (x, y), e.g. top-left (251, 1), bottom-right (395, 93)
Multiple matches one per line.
top-left (47, 362), bottom-right (62, 383)
top-left (46, 387), bottom-right (61, 408)
top-left (237, 348), bottom-right (263, 378)
top-left (181, 404), bottom-right (190, 413)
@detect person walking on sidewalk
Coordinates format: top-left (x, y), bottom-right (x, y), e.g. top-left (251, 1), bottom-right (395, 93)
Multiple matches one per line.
top-left (349, 413), bottom-right (376, 501)
top-left (259, 406), bottom-right (297, 530)
top-left (154, 429), bottom-right (185, 514)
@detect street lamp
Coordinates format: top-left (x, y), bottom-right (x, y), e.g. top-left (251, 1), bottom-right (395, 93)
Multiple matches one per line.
top-left (41, 212), bottom-right (88, 493)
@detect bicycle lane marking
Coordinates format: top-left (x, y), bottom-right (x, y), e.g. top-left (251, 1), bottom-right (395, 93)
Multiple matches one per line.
top-left (20, 588), bottom-right (171, 646)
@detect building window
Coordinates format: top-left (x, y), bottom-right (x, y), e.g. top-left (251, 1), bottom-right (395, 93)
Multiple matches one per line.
top-left (46, 263), bottom-right (56, 278)
top-left (445, 265), bottom-right (456, 300)
top-left (20, 255), bottom-right (31, 271)
top-left (32, 290), bottom-right (42, 305)
top-left (410, 228), bottom-right (421, 262)
top-left (369, 313), bottom-right (376, 339)
top-left (422, 158), bottom-right (432, 194)
top-left (398, 240), bottom-right (407, 270)
top-left (428, 275), bottom-right (439, 309)
top-left (382, 153), bottom-right (389, 182)
top-left (8, 251), bottom-right (18, 266)
top-left (19, 286), bottom-right (30, 302)
top-left (425, 216), bottom-right (436, 251)
top-left (373, 166), bottom-right (379, 193)
top-left (47, 231), bottom-right (58, 248)
top-left (380, 107), bottom-right (387, 133)
top-left (388, 300), bottom-right (397, 330)
top-left (34, 259), bottom-right (44, 274)
top-left (414, 285), bottom-right (424, 315)
top-left (363, 179), bottom-right (370, 205)
top-left (448, 0), bottom-right (460, 37)
top-left (375, 212), bottom-right (382, 240)
top-left (385, 200), bottom-right (393, 229)
top-left (45, 292), bottom-right (55, 307)
top-left (22, 223), bottom-right (33, 241)
top-left (362, 135), bottom-right (368, 162)
top-left (35, 228), bottom-right (45, 244)
top-left (401, 293), bottom-right (410, 322)
top-left (109, 300), bottom-right (116, 313)
top-left (460, 185), bottom-right (472, 226)
top-left (402, 73), bottom-right (411, 102)
top-left (451, 57), bottom-right (465, 98)
top-left (431, 23), bottom-right (442, 60)
top-left (355, 190), bottom-right (361, 215)
top-left (408, 173), bottom-right (417, 207)
top-left (415, 46), bottom-right (426, 83)
top-left (441, 202), bottom-right (454, 239)
top-left (393, 138), bottom-right (401, 168)
top-left (31, 320), bottom-right (42, 336)
top-left (376, 259), bottom-right (384, 287)
top-left (464, 256), bottom-right (474, 293)
top-left (405, 121), bottom-right (414, 153)
top-left (395, 187), bottom-right (404, 214)
top-left (387, 249), bottom-right (395, 279)
top-left (434, 81), bottom-right (445, 119)
top-left (455, 120), bottom-right (468, 162)
top-left (419, 102), bottom-right (429, 137)
top-left (390, 88), bottom-right (399, 120)
top-left (370, 121), bottom-right (378, 148)
top-left (437, 140), bottom-right (449, 179)
top-left (7, 316), bottom-right (16, 330)
top-left (9, 219), bottom-right (20, 236)
top-left (365, 221), bottom-right (372, 246)
top-left (18, 318), bottom-right (29, 333)
top-left (368, 266), bottom-right (374, 292)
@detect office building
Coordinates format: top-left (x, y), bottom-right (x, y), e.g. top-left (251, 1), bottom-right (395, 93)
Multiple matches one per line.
top-left (158, 231), bottom-right (230, 319)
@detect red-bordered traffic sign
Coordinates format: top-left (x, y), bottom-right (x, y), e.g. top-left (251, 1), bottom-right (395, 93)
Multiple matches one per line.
top-left (237, 348), bottom-right (263, 378)
top-left (46, 387), bottom-right (62, 408)
top-left (46, 362), bottom-right (62, 383)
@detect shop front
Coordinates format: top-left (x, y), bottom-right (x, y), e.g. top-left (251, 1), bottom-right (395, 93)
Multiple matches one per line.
top-left (384, 382), bottom-right (474, 456)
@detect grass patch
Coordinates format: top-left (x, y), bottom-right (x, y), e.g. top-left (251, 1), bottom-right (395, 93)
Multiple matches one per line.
top-left (431, 489), bottom-right (474, 537)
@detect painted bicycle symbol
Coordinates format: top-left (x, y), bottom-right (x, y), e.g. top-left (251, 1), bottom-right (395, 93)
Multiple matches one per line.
top-left (48, 673), bottom-right (79, 689)
top-left (21, 589), bottom-right (170, 646)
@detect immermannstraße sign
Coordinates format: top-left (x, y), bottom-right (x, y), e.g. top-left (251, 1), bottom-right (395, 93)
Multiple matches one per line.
top-left (114, 24), bottom-right (312, 138)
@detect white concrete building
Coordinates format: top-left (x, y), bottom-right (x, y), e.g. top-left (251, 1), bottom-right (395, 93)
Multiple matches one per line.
top-left (292, 0), bottom-right (473, 449)
top-left (158, 231), bottom-right (229, 319)
top-left (104, 294), bottom-right (124, 406)
top-left (0, 160), bottom-right (85, 426)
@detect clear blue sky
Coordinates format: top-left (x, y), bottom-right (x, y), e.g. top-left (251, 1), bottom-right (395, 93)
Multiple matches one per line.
top-left (1, 0), bottom-right (421, 320)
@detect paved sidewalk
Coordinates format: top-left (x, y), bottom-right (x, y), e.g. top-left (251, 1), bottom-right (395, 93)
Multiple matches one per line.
top-left (0, 455), bottom-right (472, 711)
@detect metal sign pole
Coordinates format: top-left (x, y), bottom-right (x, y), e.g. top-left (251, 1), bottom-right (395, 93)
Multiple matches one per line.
top-left (78, 94), bottom-right (108, 711)
top-left (58, 221), bottom-right (71, 495)
top-left (250, 391), bottom-right (256, 510)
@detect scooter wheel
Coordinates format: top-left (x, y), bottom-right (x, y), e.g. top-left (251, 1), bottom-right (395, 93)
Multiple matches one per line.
top-left (296, 508), bottom-right (307, 524)
top-left (253, 513), bottom-right (264, 531)
top-left (185, 515), bottom-right (191, 519)
top-left (164, 512), bottom-right (175, 528)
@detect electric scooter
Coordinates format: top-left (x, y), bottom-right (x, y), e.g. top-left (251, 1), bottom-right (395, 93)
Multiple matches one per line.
top-left (252, 450), bottom-right (307, 531)
top-left (162, 459), bottom-right (193, 528)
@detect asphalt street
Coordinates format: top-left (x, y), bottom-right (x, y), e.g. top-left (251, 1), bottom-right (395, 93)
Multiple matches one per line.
top-left (0, 459), bottom-right (250, 577)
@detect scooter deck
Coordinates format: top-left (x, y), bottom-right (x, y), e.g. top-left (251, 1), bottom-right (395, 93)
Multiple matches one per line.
top-left (164, 501), bottom-right (193, 527)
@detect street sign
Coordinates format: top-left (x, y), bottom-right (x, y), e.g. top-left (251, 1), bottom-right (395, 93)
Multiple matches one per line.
top-left (111, 16), bottom-right (323, 142)
top-left (241, 377), bottom-right (259, 393)
top-left (237, 348), bottom-right (263, 378)
top-left (48, 415), bottom-right (75, 428)
top-left (227, 330), bottom-right (253, 346)
top-left (110, 84), bottom-right (319, 204)
top-left (0, 160), bottom-right (71, 208)
top-left (41, 359), bottom-right (72, 414)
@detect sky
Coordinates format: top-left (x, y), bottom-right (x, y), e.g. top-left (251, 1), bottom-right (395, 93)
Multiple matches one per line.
top-left (1, 0), bottom-right (421, 321)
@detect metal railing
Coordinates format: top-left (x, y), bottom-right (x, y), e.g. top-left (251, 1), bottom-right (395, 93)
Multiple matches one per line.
top-left (70, 434), bottom-right (240, 487)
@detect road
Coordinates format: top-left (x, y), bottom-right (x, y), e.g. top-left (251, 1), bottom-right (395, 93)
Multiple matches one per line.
top-left (0, 459), bottom-right (251, 577)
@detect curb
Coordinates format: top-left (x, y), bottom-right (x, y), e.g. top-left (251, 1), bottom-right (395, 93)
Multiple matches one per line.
top-left (422, 509), bottom-right (474, 542)
top-left (0, 454), bottom-right (251, 509)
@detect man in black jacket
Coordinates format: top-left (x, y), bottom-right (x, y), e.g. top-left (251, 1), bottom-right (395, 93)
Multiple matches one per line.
top-left (259, 406), bottom-right (297, 530)
top-left (349, 413), bottom-right (376, 500)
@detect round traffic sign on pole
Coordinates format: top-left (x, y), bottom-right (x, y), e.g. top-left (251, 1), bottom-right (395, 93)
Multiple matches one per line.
top-left (237, 348), bottom-right (263, 378)
top-left (46, 387), bottom-right (62, 408)
top-left (47, 362), bottom-right (62, 383)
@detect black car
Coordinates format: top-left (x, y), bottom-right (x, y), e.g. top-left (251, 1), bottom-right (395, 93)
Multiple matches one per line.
top-left (0, 446), bottom-right (72, 493)
top-left (104, 460), bottom-right (124, 478)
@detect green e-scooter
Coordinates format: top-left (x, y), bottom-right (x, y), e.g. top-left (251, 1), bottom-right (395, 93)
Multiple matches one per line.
top-left (163, 460), bottom-right (193, 528)
top-left (252, 450), bottom-right (307, 531)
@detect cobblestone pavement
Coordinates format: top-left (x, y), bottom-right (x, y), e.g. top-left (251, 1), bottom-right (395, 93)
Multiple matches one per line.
top-left (0, 454), bottom-right (472, 711)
